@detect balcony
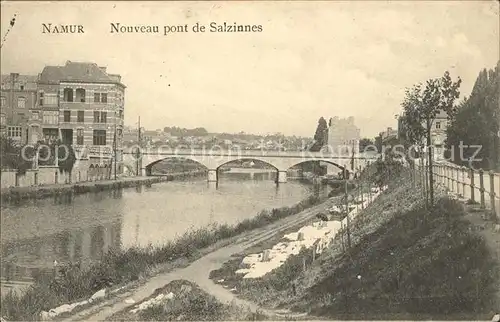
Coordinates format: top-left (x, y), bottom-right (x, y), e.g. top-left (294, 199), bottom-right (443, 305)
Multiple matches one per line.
top-left (74, 145), bottom-right (113, 158)
top-left (59, 101), bottom-right (89, 110)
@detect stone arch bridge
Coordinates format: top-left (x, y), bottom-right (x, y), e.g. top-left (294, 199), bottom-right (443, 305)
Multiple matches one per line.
top-left (122, 148), bottom-right (379, 184)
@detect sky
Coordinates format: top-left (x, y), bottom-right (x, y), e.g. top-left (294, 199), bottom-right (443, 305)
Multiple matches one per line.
top-left (1, 1), bottom-right (498, 138)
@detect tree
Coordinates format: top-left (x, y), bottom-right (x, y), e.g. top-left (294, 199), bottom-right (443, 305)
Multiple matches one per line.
top-left (58, 143), bottom-right (77, 178)
top-left (359, 138), bottom-right (374, 152)
top-left (400, 71), bottom-right (461, 206)
top-left (309, 117), bottom-right (328, 152)
top-left (0, 136), bottom-right (36, 176)
top-left (446, 62), bottom-right (499, 171)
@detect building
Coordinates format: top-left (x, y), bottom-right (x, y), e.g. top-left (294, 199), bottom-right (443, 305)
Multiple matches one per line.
top-left (322, 116), bottom-right (361, 175)
top-left (324, 116), bottom-right (361, 154)
top-left (429, 109), bottom-right (448, 160)
top-left (380, 127), bottom-right (398, 144)
top-left (36, 61), bottom-right (126, 173)
top-left (397, 110), bottom-right (448, 160)
top-left (0, 74), bottom-right (38, 143)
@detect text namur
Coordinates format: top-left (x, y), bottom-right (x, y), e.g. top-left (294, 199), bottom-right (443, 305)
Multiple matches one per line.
top-left (42, 23), bottom-right (85, 34)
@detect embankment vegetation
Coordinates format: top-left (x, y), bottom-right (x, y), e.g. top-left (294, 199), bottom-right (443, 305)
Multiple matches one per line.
top-left (1, 193), bottom-right (323, 321)
top-left (209, 164), bottom-right (498, 320)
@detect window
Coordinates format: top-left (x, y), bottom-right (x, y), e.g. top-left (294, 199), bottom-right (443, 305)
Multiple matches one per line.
top-left (100, 111), bottom-right (107, 123)
top-left (63, 111), bottom-right (71, 122)
top-left (77, 129), bottom-right (84, 145)
top-left (64, 88), bottom-right (74, 102)
top-left (7, 126), bottom-right (22, 138)
top-left (101, 93), bottom-right (107, 103)
top-left (77, 111), bottom-right (84, 123)
top-left (44, 93), bottom-right (58, 106)
top-left (20, 85), bottom-right (24, 90)
top-left (94, 93), bottom-right (108, 103)
top-left (31, 111), bottom-right (39, 120)
top-left (0, 97), bottom-right (5, 107)
top-left (93, 111), bottom-right (100, 123)
top-left (75, 88), bottom-right (86, 102)
top-left (94, 93), bottom-right (100, 103)
top-left (93, 130), bottom-right (106, 146)
top-left (43, 111), bottom-right (58, 125)
top-left (436, 121), bottom-right (441, 129)
top-left (39, 92), bottom-right (44, 106)
top-left (0, 114), bottom-right (5, 125)
top-left (118, 110), bottom-right (123, 119)
top-left (17, 97), bottom-right (26, 109)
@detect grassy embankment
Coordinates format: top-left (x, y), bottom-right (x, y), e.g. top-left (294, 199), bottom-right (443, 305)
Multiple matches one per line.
top-left (210, 170), bottom-right (499, 320)
top-left (0, 191), bottom-right (326, 321)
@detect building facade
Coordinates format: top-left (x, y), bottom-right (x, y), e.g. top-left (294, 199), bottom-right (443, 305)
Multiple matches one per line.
top-left (324, 116), bottom-right (361, 154)
top-left (0, 74), bottom-right (38, 143)
top-left (36, 61), bottom-right (126, 174)
top-left (1, 61), bottom-right (125, 179)
top-left (429, 109), bottom-right (448, 160)
top-left (397, 110), bottom-right (448, 160)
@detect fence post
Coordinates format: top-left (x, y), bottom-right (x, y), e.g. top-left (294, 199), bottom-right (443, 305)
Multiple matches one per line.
top-left (470, 168), bottom-right (475, 203)
top-left (439, 164), bottom-right (443, 186)
top-left (489, 170), bottom-right (496, 217)
top-left (462, 167), bottom-right (467, 199)
top-left (446, 165), bottom-right (451, 191)
top-left (455, 166), bottom-right (460, 195)
top-left (479, 169), bottom-right (485, 210)
top-left (55, 171), bottom-right (58, 184)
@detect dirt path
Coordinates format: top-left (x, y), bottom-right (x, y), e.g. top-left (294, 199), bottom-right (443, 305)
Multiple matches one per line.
top-left (62, 197), bottom-right (339, 321)
top-left (462, 203), bottom-right (500, 313)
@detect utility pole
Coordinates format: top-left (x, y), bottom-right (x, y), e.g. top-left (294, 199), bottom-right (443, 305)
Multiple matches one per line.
top-left (113, 121), bottom-right (117, 180)
top-left (136, 116), bottom-right (141, 176)
top-left (344, 166), bottom-right (352, 249)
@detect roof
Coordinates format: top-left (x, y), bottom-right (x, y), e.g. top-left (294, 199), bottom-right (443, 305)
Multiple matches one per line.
top-left (38, 61), bottom-right (125, 87)
top-left (1, 74), bottom-right (38, 90)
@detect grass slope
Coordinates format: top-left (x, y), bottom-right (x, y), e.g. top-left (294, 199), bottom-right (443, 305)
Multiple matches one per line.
top-left (291, 197), bottom-right (498, 320)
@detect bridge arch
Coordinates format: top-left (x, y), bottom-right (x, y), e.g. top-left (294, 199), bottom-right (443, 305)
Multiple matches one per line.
top-left (215, 158), bottom-right (279, 172)
top-left (287, 159), bottom-right (351, 178)
top-left (144, 156), bottom-right (209, 176)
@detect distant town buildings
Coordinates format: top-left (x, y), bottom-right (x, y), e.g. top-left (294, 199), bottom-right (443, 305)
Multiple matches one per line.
top-left (324, 116), bottom-right (361, 154)
top-left (1, 61), bottom-right (126, 174)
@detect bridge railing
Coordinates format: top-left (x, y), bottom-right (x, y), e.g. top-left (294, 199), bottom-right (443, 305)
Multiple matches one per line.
top-left (423, 161), bottom-right (499, 217)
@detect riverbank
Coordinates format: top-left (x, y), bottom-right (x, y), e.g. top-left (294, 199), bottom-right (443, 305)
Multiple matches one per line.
top-left (0, 189), bottom-right (331, 321)
top-left (0, 171), bottom-right (206, 204)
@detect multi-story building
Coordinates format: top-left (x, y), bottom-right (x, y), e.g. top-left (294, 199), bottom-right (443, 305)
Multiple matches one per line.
top-left (429, 109), bottom-right (448, 160)
top-left (324, 116), bottom-right (361, 154)
top-left (0, 73), bottom-right (38, 143)
top-left (397, 110), bottom-right (448, 160)
top-left (36, 61), bottom-right (126, 173)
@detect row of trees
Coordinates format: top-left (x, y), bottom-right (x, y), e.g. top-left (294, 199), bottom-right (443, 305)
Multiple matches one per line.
top-left (446, 62), bottom-right (499, 171)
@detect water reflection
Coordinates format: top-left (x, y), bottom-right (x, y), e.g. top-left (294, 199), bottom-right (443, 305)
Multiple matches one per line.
top-left (1, 221), bottom-right (122, 294)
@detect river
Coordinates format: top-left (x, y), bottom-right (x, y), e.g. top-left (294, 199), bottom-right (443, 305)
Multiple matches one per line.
top-left (0, 170), bottom-right (329, 296)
